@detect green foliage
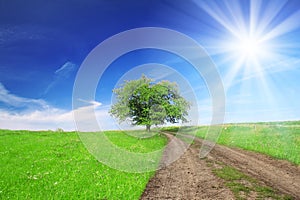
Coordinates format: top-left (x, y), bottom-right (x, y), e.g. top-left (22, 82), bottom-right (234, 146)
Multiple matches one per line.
top-left (110, 75), bottom-right (190, 130)
top-left (0, 130), bottom-right (167, 199)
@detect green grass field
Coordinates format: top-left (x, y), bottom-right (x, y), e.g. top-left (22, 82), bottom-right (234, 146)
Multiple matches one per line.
top-left (1, 122), bottom-right (299, 199)
top-left (176, 122), bottom-right (300, 165)
top-left (0, 130), bottom-right (167, 199)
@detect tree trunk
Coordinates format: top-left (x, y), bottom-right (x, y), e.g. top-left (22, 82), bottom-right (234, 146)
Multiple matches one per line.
top-left (146, 124), bottom-right (151, 132)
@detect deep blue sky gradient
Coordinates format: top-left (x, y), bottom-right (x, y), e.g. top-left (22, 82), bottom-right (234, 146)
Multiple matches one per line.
top-left (1, 0), bottom-right (300, 130)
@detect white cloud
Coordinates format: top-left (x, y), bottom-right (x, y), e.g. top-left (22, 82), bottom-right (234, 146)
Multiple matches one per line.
top-left (0, 103), bottom-right (118, 131)
top-left (0, 83), bottom-right (116, 131)
top-left (0, 105), bottom-right (116, 131)
top-left (0, 108), bottom-right (74, 131)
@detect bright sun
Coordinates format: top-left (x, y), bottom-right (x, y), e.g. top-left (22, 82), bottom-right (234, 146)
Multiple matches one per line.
top-left (227, 34), bottom-right (268, 64)
top-left (239, 37), bottom-right (259, 57)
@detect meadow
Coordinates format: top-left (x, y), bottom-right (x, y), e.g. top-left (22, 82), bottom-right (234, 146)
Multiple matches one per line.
top-left (177, 121), bottom-right (300, 165)
top-left (0, 130), bottom-right (167, 199)
top-left (1, 122), bottom-right (299, 199)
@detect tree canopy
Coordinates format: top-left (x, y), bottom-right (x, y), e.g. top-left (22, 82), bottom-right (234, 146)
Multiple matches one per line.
top-left (109, 75), bottom-right (190, 131)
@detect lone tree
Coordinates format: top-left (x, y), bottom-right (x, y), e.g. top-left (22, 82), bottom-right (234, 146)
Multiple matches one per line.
top-left (109, 75), bottom-right (190, 131)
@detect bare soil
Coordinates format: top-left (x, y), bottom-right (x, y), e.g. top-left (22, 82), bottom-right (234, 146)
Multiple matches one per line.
top-left (140, 133), bottom-right (300, 199)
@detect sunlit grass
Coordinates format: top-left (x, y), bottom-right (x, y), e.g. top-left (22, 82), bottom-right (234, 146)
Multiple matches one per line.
top-left (164, 121), bottom-right (300, 165)
top-left (105, 130), bottom-right (166, 153)
top-left (0, 130), bottom-right (167, 199)
top-left (214, 124), bottom-right (300, 165)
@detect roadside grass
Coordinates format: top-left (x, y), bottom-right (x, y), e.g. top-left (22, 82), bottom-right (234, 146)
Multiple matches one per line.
top-left (164, 122), bottom-right (300, 165)
top-left (217, 124), bottom-right (300, 165)
top-left (207, 159), bottom-right (292, 200)
top-left (0, 129), bottom-right (167, 199)
top-left (105, 130), bottom-right (166, 153)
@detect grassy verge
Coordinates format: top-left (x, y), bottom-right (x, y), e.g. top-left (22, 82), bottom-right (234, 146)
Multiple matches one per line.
top-left (206, 159), bottom-right (292, 200)
top-left (105, 130), bottom-right (166, 153)
top-left (0, 129), bottom-right (167, 199)
top-left (164, 122), bottom-right (300, 165)
top-left (216, 124), bottom-right (299, 165)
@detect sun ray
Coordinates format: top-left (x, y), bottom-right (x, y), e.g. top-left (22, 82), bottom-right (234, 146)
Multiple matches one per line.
top-left (223, 0), bottom-right (248, 35)
top-left (250, 0), bottom-right (289, 37)
top-left (222, 55), bottom-right (247, 91)
top-left (193, 1), bottom-right (242, 38)
top-left (261, 10), bottom-right (300, 42)
top-left (194, 0), bottom-right (300, 76)
top-left (192, 0), bottom-right (300, 123)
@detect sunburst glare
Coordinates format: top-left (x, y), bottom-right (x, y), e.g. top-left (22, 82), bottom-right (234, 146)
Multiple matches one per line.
top-left (193, 0), bottom-right (300, 85)
top-left (225, 33), bottom-right (270, 67)
top-left (192, 0), bottom-right (300, 122)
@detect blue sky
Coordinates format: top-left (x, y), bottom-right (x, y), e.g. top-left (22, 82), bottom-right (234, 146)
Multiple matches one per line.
top-left (0, 0), bottom-right (300, 130)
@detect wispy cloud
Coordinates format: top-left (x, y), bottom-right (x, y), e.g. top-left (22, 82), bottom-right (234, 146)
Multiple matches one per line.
top-left (55, 61), bottom-right (76, 77)
top-left (44, 61), bottom-right (77, 94)
top-left (0, 25), bottom-right (47, 45)
top-left (0, 82), bottom-right (48, 110)
top-left (78, 99), bottom-right (102, 107)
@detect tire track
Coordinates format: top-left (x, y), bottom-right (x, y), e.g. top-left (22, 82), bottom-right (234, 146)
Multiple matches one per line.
top-left (141, 133), bottom-right (234, 199)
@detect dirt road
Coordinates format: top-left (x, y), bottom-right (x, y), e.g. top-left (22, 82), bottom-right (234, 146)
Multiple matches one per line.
top-left (141, 133), bottom-right (300, 199)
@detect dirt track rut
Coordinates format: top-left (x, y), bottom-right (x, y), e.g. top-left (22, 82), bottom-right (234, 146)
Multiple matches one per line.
top-left (210, 141), bottom-right (300, 198)
top-left (141, 134), bottom-right (234, 199)
top-left (141, 133), bottom-right (300, 199)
